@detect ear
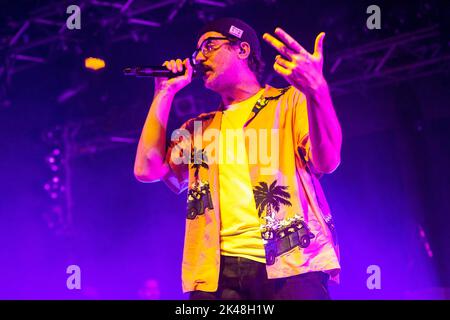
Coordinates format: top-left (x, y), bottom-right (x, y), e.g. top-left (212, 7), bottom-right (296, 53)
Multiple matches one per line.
top-left (238, 42), bottom-right (251, 59)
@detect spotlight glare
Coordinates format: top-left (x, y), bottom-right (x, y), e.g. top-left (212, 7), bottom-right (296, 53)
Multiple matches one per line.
top-left (85, 57), bottom-right (106, 71)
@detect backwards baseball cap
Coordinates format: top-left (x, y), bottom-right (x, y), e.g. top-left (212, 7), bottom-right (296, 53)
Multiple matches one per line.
top-left (196, 17), bottom-right (261, 59)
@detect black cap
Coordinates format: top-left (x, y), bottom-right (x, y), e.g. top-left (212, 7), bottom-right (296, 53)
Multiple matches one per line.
top-left (197, 17), bottom-right (261, 59)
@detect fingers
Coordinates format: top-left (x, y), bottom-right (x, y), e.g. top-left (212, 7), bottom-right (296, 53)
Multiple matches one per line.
top-left (163, 59), bottom-right (184, 73)
top-left (162, 60), bottom-right (173, 71)
top-left (273, 61), bottom-right (292, 76)
top-left (273, 54), bottom-right (294, 77)
top-left (275, 55), bottom-right (295, 70)
top-left (163, 58), bottom-right (193, 81)
top-left (274, 27), bottom-right (306, 54)
top-left (263, 32), bottom-right (298, 61)
top-left (314, 32), bottom-right (325, 58)
top-left (175, 59), bottom-right (183, 72)
top-left (183, 58), bottom-right (193, 79)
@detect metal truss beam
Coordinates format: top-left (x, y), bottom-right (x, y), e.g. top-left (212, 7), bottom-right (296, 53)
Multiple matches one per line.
top-left (47, 23), bottom-right (450, 157)
top-left (328, 25), bottom-right (450, 95)
top-left (0, 0), bottom-right (232, 85)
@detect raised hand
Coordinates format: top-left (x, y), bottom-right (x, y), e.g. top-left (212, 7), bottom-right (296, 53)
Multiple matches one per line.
top-left (263, 28), bottom-right (327, 95)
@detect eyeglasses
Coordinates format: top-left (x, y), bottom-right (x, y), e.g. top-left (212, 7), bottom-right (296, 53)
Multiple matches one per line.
top-left (191, 37), bottom-right (235, 65)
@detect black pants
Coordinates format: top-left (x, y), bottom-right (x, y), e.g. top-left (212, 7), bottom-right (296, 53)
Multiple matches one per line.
top-left (189, 255), bottom-right (330, 300)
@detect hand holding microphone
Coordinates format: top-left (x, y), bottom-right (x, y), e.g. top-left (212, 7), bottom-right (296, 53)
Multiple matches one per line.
top-left (124, 58), bottom-right (207, 97)
top-left (153, 58), bottom-right (194, 96)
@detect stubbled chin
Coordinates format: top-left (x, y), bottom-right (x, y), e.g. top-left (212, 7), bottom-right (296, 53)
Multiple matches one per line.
top-left (204, 73), bottom-right (215, 88)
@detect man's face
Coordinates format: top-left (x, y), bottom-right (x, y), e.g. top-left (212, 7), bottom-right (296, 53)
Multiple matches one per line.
top-left (194, 31), bottom-right (242, 90)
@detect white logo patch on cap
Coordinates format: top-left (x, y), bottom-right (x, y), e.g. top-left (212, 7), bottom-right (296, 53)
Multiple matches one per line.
top-left (229, 25), bottom-right (243, 38)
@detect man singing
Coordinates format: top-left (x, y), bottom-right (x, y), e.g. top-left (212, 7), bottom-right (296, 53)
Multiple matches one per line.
top-left (134, 17), bottom-right (342, 300)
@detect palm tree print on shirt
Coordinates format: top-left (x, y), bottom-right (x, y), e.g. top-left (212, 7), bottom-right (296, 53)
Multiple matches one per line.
top-left (253, 180), bottom-right (292, 220)
top-left (186, 147), bottom-right (213, 219)
top-left (190, 147), bottom-right (209, 179)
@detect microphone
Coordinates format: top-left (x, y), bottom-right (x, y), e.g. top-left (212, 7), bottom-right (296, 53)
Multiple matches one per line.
top-left (123, 63), bottom-right (206, 78)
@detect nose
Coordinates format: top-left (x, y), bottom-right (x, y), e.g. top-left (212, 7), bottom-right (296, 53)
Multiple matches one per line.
top-left (193, 50), bottom-right (206, 65)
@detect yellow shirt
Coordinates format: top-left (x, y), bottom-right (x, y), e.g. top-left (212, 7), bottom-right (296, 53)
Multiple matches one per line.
top-left (163, 85), bottom-right (341, 293)
top-left (219, 88), bottom-right (266, 263)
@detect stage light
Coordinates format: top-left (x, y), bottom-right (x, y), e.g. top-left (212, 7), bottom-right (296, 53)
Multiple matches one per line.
top-left (85, 57), bottom-right (106, 71)
top-left (46, 156), bottom-right (55, 164)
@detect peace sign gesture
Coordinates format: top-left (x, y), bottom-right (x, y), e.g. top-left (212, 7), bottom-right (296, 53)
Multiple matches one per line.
top-left (263, 27), bottom-right (327, 96)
